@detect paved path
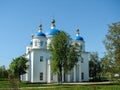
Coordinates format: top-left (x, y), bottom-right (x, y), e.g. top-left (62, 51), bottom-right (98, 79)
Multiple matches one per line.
top-left (63, 81), bottom-right (112, 85)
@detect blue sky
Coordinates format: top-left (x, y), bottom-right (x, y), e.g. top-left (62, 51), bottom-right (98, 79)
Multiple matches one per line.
top-left (0, 0), bottom-right (120, 68)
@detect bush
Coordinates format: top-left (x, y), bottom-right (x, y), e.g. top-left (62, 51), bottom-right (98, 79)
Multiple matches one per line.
top-left (0, 78), bottom-right (9, 81)
top-left (9, 74), bottom-right (20, 90)
top-left (89, 76), bottom-right (109, 82)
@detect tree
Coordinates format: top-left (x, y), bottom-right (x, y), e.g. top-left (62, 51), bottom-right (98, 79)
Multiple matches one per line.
top-left (89, 52), bottom-right (102, 81)
top-left (103, 22), bottom-right (120, 79)
top-left (9, 56), bottom-right (28, 81)
top-left (101, 54), bottom-right (115, 80)
top-left (49, 31), bottom-right (78, 83)
top-left (0, 65), bottom-right (8, 79)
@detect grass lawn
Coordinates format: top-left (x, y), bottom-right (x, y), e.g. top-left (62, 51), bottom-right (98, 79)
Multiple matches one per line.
top-left (21, 85), bottom-right (120, 90)
top-left (0, 80), bottom-right (120, 90)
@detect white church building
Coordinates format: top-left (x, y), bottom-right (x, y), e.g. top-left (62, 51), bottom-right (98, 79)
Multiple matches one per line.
top-left (21, 19), bottom-right (90, 83)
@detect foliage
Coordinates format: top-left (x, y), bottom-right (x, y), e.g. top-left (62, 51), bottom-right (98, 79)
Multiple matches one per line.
top-left (49, 31), bottom-right (78, 83)
top-left (0, 65), bottom-right (8, 79)
top-left (89, 52), bottom-right (102, 81)
top-left (9, 56), bottom-right (28, 81)
top-left (9, 75), bottom-right (20, 90)
top-left (101, 55), bottom-right (115, 80)
top-left (103, 22), bottom-right (120, 79)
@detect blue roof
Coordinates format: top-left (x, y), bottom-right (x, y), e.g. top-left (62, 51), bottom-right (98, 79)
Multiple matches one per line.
top-left (36, 32), bottom-right (46, 37)
top-left (75, 36), bottom-right (84, 41)
top-left (47, 28), bottom-right (60, 35)
top-left (30, 41), bottom-right (33, 45)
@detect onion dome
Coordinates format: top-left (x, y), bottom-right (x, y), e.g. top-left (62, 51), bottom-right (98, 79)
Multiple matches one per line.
top-left (75, 29), bottom-right (84, 41)
top-left (30, 40), bottom-right (33, 45)
top-left (46, 19), bottom-right (60, 35)
top-left (29, 34), bottom-right (34, 45)
top-left (36, 24), bottom-right (46, 37)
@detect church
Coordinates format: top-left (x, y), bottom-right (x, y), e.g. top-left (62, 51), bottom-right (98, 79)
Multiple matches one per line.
top-left (21, 19), bottom-right (90, 83)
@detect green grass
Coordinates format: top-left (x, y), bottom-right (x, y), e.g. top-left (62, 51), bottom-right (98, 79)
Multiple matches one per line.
top-left (0, 81), bottom-right (10, 88)
top-left (20, 85), bottom-right (120, 90)
top-left (0, 80), bottom-right (120, 90)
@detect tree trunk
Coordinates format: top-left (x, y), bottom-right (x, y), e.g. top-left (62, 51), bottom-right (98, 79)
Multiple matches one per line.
top-left (58, 66), bottom-right (62, 84)
top-left (60, 70), bottom-right (62, 83)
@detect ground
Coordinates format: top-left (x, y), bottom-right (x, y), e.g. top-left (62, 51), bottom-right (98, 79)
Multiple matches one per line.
top-left (0, 80), bottom-right (120, 90)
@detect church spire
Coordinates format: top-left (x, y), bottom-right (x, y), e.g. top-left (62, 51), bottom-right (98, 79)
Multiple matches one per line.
top-left (39, 24), bottom-right (42, 32)
top-left (76, 28), bottom-right (80, 36)
top-left (51, 18), bottom-right (55, 29)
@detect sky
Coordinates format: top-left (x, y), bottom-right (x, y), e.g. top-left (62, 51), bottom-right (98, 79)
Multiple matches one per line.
top-left (0, 0), bottom-right (120, 68)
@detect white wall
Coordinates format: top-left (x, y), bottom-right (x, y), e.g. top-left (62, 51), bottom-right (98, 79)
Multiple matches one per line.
top-left (31, 49), bottom-right (48, 83)
top-left (81, 53), bottom-right (90, 81)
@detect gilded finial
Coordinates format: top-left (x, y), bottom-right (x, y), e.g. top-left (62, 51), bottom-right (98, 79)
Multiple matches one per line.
top-left (76, 28), bottom-right (80, 36)
top-left (39, 24), bottom-right (42, 32)
top-left (31, 34), bottom-right (34, 39)
top-left (51, 19), bottom-right (55, 28)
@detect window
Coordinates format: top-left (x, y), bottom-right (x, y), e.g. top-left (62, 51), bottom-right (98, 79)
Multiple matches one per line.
top-left (80, 56), bottom-right (83, 63)
top-left (35, 40), bottom-right (37, 46)
top-left (40, 56), bottom-right (43, 62)
top-left (80, 44), bottom-right (82, 51)
top-left (81, 58), bottom-right (84, 63)
top-left (51, 73), bottom-right (53, 80)
top-left (40, 41), bottom-right (43, 46)
top-left (45, 42), bottom-right (47, 45)
top-left (40, 72), bottom-right (43, 80)
top-left (81, 72), bottom-right (84, 80)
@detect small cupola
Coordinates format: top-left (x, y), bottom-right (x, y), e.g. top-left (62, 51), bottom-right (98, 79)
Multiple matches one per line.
top-left (75, 29), bottom-right (84, 41)
top-left (46, 19), bottom-right (60, 36)
top-left (36, 24), bottom-right (46, 37)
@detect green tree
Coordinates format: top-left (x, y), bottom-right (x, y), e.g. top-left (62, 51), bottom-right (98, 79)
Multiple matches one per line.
top-left (89, 52), bottom-right (102, 81)
top-left (0, 65), bottom-right (8, 79)
top-left (49, 31), bottom-right (78, 83)
top-left (103, 22), bottom-right (120, 79)
top-left (101, 55), bottom-right (115, 80)
top-left (9, 56), bottom-right (28, 81)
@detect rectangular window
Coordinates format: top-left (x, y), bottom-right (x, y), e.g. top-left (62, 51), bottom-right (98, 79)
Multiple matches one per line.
top-left (40, 41), bottom-right (43, 46)
top-left (81, 59), bottom-right (84, 63)
top-left (40, 56), bottom-right (43, 62)
top-left (40, 72), bottom-right (43, 80)
top-left (81, 72), bottom-right (84, 80)
top-left (81, 57), bottom-right (84, 63)
top-left (35, 40), bottom-right (37, 46)
top-left (51, 73), bottom-right (53, 80)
